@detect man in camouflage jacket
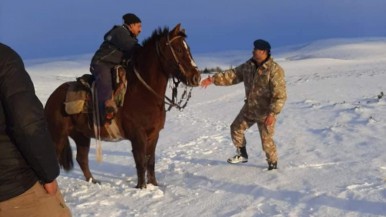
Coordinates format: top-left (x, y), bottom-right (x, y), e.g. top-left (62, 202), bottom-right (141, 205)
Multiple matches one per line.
top-left (201, 39), bottom-right (287, 170)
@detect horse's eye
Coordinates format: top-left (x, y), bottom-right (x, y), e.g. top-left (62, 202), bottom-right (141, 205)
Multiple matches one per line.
top-left (176, 48), bottom-right (183, 53)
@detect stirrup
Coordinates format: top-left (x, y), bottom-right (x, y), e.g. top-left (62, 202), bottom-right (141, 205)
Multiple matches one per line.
top-left (104, 106), bottom-right (116, 125)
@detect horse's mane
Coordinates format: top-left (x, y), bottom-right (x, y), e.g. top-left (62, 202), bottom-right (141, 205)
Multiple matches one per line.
top-left (142, 27), bottom-right (170, 48)
top-left (141, 26), bottom-right (187, 48)
top-left (130, 25), bottom-right (187, 71)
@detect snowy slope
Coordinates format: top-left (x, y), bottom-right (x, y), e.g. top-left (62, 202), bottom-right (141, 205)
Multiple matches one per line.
top-left (26, 38), bottom-right (386, 217)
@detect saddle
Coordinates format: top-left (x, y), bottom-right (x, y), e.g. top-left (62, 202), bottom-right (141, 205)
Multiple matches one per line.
top-left (64, 65), bottom-right (128, 115)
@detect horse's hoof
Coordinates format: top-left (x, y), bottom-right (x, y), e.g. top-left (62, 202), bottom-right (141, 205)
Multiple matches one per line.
top-left (148, 181), bottom-right (158, 186)
top-left (87, 177), bottom-right (101, 184)
top-left (135, 184), bottom-right (147, 189)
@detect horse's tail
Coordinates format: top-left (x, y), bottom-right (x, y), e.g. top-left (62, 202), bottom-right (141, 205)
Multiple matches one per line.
top-left (58, 140), bottom-right (74, 171)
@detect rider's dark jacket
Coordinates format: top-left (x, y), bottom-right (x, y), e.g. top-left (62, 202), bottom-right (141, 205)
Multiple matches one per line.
top-left (91, 25), bottom-right (139, 66)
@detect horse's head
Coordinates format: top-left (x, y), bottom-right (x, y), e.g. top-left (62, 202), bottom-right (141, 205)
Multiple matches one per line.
top-left (158, 24), bottom-right (201, 87)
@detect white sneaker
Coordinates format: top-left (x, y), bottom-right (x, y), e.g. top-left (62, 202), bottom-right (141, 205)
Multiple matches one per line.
top-left (227, 154), bottom-right (248, 164)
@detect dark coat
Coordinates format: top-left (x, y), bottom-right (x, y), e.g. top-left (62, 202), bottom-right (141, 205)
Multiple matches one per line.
top-left (0, 43), bottom-right (59, 202)
top-left (91, 25), bottom-right (139, 66)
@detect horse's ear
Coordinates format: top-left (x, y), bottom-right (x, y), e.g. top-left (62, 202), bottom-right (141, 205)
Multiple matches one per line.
top-left (170, 23), bottom-right (182, 36)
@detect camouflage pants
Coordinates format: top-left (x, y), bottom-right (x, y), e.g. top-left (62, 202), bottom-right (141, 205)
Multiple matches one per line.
top-left (230, 111), bottom-right (278, 163)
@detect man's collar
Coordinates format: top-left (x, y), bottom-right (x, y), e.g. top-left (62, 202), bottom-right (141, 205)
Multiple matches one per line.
top-left (260, 56), bottom-right (273, 70)
top-left (250, 55), bottom-right (272, 69)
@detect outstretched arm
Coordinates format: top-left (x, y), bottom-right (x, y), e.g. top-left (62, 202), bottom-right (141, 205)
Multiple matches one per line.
top-left (200, 64), bottom-right (246, 88)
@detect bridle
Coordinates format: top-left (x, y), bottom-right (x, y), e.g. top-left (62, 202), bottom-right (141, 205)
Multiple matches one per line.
top-left (133, 32), bottom-right (193, 111)
top-left (164, 34), bottom-right (189, 78)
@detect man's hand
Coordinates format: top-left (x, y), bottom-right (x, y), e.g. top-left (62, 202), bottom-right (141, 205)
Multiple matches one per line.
top-left (264, 113), bottom-right (276, 127)
top-left (200, 76), bottom-right (213, 88)
top-left (43, 180), bottom-right (58, 196)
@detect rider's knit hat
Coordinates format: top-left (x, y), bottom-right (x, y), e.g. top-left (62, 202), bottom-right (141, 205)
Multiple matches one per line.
top-left (122, 13), bottom-right (141, 25)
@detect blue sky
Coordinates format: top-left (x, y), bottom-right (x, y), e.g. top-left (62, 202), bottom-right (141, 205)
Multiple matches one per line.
top-left (1, 0), bottom-right (386, 59)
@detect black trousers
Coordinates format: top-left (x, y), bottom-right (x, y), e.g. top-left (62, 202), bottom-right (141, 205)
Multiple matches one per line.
top-left (90, 63), bottom-right (113, 123)
top-left (90, 63), bottom-right (113, 102)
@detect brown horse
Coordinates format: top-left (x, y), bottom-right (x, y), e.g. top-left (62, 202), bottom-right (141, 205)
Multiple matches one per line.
top-left (44, 24), bottom-right (201, 188)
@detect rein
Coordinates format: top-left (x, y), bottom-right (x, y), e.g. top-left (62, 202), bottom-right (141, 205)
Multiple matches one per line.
top-left (168, 78), bottom-right (192, 111)
top-left (133, 67), bottom-right (190, 111)
top-left (133, 33), bottom-right (193, 111)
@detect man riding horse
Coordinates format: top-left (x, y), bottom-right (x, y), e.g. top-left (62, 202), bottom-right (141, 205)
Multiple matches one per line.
top-left (90, 13), bottom-right (142, 125)
top-left (45, 24), bottom-right (201, 187)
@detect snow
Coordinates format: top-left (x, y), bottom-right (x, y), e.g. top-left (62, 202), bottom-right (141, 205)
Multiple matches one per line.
top-left (26, 38), bottom-right (386, 217)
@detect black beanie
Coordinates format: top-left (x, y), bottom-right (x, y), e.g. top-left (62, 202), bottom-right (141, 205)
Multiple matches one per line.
top-left (253, 39), bottom-right (271, 51)
top-left (122, 13), bottom-right (141, 25)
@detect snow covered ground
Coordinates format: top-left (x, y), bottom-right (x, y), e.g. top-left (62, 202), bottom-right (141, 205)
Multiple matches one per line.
top-left (26, 38), bottom-right (386, 217)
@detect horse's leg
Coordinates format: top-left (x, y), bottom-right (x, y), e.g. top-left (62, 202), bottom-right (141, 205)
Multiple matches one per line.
top-left (70, 132), bottom-right (100, 184)
top-left (146, 134), bottom-right (159, 186)
top-left (131, 130), bottom-right (148, 189)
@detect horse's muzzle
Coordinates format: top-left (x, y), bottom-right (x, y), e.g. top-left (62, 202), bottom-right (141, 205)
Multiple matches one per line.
top-left (190, 74), bottom-right (201, 87)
